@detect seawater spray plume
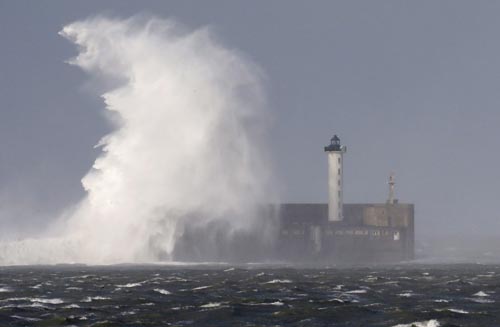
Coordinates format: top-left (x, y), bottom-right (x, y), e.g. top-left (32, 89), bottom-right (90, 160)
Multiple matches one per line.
top-left (0, 15), bottom-right (276, 264)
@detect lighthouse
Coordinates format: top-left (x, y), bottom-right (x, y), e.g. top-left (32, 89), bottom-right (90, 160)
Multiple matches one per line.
top-left (324, 135), bottom-right (347, 221)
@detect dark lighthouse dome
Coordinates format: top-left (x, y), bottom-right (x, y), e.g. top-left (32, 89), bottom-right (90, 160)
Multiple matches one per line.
top-left (324, 134), bottom-right (342, 152)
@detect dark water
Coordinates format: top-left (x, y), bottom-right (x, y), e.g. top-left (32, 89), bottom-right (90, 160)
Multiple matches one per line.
top-left (0, 264), bottom-right (499, 326)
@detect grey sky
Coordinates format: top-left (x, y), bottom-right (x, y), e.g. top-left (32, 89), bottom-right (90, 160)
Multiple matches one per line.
top-left (1, 1), bottom-right (499, 239)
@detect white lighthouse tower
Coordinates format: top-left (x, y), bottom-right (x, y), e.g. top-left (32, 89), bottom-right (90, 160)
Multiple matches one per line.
top-left (324, 135), bottom-right (347, 221)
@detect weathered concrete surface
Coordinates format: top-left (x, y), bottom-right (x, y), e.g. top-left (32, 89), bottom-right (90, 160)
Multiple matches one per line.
top-left (279, 203), bottom-right (414, 263)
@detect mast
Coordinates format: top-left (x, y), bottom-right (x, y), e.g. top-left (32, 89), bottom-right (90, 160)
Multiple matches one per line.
top-left (388, 172), bottom-right (395, 204)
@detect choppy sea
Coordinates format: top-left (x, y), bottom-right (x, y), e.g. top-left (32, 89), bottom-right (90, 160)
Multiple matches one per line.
top-left (0, 264), bottom-right (498, 326)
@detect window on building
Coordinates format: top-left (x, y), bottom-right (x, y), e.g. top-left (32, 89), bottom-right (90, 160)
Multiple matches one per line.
top-left (338, 168), bottom-right (341, 174)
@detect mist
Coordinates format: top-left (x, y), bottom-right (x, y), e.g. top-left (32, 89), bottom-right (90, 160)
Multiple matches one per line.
top-left (0, 15), bottom-right (277, 265)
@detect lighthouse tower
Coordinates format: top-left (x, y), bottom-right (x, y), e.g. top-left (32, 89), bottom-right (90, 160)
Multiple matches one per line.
top-left (324, 135), bottom-right (347, 221)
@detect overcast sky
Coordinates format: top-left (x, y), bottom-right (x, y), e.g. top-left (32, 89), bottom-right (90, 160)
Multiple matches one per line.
top-left (1, 1), bottom-right (500, 238)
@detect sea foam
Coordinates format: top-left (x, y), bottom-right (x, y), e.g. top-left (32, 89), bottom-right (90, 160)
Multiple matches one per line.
top-left (0, 14), bottom-right (274, 265)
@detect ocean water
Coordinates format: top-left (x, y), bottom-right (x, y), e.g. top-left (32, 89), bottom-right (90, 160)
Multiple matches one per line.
top-left (0, 264), bottom-right (498, 326)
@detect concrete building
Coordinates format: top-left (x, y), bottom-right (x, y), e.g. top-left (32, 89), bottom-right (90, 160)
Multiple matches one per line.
top-left (278, 135), bottom-right (414, 263)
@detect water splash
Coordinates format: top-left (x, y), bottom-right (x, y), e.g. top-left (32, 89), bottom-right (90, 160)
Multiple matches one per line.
top-left (0, 15), bottom-right (275, 264)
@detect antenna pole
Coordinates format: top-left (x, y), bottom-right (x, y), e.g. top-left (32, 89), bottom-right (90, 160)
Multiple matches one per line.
top-left (388, 172), bottom-right (395, 204)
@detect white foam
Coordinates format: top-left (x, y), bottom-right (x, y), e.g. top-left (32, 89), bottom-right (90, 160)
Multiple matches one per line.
top-left (63, 304), bottom-right (81, 309)
top-left (28, 303), bottom-right (49, 308)
top-left (0, 14), bottom-right (273, 265)
top-left (0, 304), bottom-right (15, 309)
top-left (264, 279), bottom-right (292, 284)
top-left (473, 291), bottom-right (489, 297)
top-left (393, 319), bottom-right (440, 327)
top-left (117, 282), bottom-right (142, 288)
top-left (345, 289), bottom-right (367, 294)
top-left (200, 302), bottom-right (221, 308)
top-left (2, 302), bottom-right (50, 309)
top-left (0, 287), bottom-right (12, 292)
top-left (268, 301), bottom-right (284, 306)
top-left (31, 298), bottom-right (64, 304)
top-left (82, 296), bottom-right (110, 302)
top-left (192, 285), bottom-right (212, 291)
top-left (154, 288), bottom-right (171, 295)
top-left (447, 308), bottom-right (469, 314)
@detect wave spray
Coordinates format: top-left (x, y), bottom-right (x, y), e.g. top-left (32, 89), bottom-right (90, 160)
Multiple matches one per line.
top-left (0, 15), bottom-right (275, 264)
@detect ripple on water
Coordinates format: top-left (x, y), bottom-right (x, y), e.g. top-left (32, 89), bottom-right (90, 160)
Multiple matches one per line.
top-left (0, 264), bottom-right (498, 326)
top-left (245, 301), bottom-right (285, 306)
top-left (11, 315), bottom-right (41, 322)
top-left (441, 308), bottom-right (469, 314)
top-left (470, 297), bottom-right (494, 304)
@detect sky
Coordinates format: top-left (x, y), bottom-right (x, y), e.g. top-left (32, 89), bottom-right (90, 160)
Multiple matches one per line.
top-left (1, 0), bottom-right (500, 239)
